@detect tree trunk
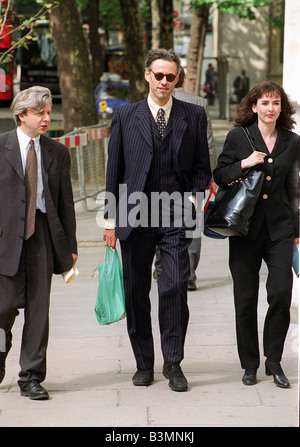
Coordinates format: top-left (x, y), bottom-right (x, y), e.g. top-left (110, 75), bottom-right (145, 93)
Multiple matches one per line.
top-left (119, 0), bottom-right (147, 102)
top-left (50, 0), bottom-right (98, 134)
top-left (87, 0), bottom-right (104, 88)
top-left (151, 0), bottom-right (161, 48)
top-left (185, 6), bottom-right (210, 96)
top-left (161, 0), bottom-right (174, 49)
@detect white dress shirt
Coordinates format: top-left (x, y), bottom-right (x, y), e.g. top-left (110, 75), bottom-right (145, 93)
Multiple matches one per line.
top-left (147, 94), bottom-right (172, 124)
top-left (17, 126), bottom-right (46, 213)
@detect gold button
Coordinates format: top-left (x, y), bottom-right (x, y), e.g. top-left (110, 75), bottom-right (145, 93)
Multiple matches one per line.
top-left (263, 194), bottom-right (268, 199)
top-left (266, 176), bottom-right (271, 181)
top-left (268, 158), bottom-right (273, 163)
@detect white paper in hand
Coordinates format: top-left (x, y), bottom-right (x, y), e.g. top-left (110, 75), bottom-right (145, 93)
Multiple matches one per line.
top-left (62, 265), bottom-right (79, 284)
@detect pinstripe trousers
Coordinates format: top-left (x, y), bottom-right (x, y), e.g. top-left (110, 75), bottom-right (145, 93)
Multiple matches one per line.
top-left (120, 225), bottom-right (191, 370)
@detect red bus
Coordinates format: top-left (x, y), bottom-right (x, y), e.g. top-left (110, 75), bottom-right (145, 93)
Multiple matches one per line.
top-left (0, 0), bottom-right (13, 102)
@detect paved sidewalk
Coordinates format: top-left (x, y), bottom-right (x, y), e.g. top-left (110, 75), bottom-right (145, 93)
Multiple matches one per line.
top-left (0, 118), bottom-right (298, 428)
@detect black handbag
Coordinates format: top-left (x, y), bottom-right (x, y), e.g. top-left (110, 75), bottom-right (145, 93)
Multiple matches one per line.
top-left (203, 190), bottom-right (227, 239)
top-left (205, 127), bottom-right (265, 237)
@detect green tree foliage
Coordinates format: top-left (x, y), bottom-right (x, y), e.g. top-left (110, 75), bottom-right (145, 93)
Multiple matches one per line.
top-left (189, 0), bottom-right (274, 20)
top-left (0, 0), bottom-right (58, 62)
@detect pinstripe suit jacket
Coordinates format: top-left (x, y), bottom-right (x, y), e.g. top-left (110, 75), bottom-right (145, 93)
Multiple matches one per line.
top-left (105, 96), bottom-right (212, 240)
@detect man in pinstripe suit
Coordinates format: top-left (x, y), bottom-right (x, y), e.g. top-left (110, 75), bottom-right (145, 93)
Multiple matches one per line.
top-left (154, 67), bottom-right (218, 290)
top-left (103, 49), bottom-right (211, 391)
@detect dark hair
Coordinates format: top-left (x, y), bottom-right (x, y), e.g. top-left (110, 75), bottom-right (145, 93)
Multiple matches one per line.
top-left (145, 48), bottom-right (181, 74)
top-left (234, 81), bottom-right (296, 130)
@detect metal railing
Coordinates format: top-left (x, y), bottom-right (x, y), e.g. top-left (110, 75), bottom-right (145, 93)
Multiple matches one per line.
top-left (53, 122), bottom-right (110, 211)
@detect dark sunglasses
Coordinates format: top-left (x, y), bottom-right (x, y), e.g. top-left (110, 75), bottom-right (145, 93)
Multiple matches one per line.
top-left (150, 69), bottom-right (177, 83)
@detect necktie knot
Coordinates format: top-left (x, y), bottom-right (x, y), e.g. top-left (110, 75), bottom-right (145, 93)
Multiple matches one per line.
top-left (156, 108), bottom-right (166, 136)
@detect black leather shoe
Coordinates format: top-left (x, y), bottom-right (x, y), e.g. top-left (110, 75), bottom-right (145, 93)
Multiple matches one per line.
top-left (242, 369), bottom-right (257, 385)
top-left (20, 380), bottom-right (49, 400)
top-left (0, 365), bottom-right (5, 384)
top-left (163, 362), bottom-right (188, 391)
top-left (265, 359), bottom-right (290, 388)
top-left (188, 281), bottom-right (197, 291)
top-left (132, 369), bottom-right (154, 386)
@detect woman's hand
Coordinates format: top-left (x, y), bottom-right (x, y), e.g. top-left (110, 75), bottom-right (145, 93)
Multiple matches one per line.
top-left (241, 151), bottom-right (267, 170)
top-left (206, 179), bottom-right (218, 192)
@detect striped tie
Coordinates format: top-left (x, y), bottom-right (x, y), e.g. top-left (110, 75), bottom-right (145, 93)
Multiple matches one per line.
top-left (156, 108), bottom-right (166, 136)
top-left (24, 139), bottom-right (38, 240)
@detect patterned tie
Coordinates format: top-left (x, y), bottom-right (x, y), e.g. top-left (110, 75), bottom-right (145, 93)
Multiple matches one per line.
top-left (156, 108), bottom-right (166, 136)
top-left (24, 139), bottom-right (38, 240)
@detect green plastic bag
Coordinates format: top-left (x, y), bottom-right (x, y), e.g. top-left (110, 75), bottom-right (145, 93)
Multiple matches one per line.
top-left (95, 247), bottom-right (126, 325)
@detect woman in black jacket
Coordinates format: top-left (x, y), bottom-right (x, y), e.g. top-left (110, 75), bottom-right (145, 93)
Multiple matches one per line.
top-left (213, 82), bottom-right (299, 388)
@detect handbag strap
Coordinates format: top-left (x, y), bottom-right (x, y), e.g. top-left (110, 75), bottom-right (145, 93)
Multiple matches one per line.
top-left (241, 127), bottom-right (256, 152)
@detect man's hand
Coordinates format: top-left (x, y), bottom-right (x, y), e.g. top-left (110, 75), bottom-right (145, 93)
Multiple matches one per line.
top-left (103, 228), bottom-right (117, 249)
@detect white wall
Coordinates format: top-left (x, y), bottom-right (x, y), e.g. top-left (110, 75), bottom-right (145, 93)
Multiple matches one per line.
top-left (217, 9), bottom-right (270, 90)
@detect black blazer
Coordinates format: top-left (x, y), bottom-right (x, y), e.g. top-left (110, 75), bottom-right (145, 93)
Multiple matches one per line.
top-left (213, 121), bottom-right (300, 241)
top-left (0, 130), bottom-right (77, 276)
top-left (105, 97), bottom-right (212, 240)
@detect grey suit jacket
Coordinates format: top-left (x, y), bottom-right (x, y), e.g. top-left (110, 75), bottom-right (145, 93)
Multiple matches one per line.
top-left (173, 87), bottom-right (217, 171)
top-left (0, 130), bottom-right (77, 276)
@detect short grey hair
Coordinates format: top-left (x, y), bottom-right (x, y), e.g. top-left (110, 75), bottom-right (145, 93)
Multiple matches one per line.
top-left (10, 86), bottom-right (52, 125)
top-left (145, 48), bottom-right (181, 74)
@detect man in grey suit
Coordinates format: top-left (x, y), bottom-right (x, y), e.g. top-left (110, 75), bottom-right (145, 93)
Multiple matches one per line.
top-left (0, 86), bottom-right (77, 399)
top-left (154, 67), bottom-right (217, 290)
top-left (103, 49), bottom-right (211, 391)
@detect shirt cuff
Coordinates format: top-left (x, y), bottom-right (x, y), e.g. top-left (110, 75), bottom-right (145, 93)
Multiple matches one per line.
top-left (104, 218), bottom-right (115, 229)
